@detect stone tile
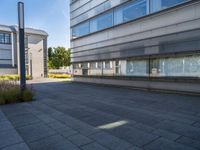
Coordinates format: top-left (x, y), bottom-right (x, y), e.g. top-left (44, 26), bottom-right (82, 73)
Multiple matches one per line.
top-left (74, 123), bottom-right (99, 136)
top-left (127, 146), bottom-right (143, 150)
top-left (144, 138), bottom-right (196, 150)
top-left (109, 125), bottom-right (158, 147)
top-left (133, 123), bottom-right (155, 133)
top-left (0, 120), bottom-right (13, 132)
top-left (28, 134), bottom-right (80, 150)
top-left (8, 113), bottom-right (40, 128)
top-left (27, 107), bottom-right (42, 115)
top-left (1, 104), bottom-right (30, 117)
top-left (79, 111), bottom-right (119, 127)
top-left (0, 110), bottom-right (7, 122)
top-left (81, 142), bottom-right (108, 150)
top-left (16, 123), bottom-right (56, 143)
top-left (176, 136), bottom-right (200, 150)
top-left (154, 120), bottom-right (200, 141)
top-left (0, 129), bottom-right (23, 149)
top-left (67, 134), bottom-right (93, 146)
top-left (152, 129), bottom-right (180, 141)
top-left (2, 80), bottom-right (200, 150)
top-left (55, 127), bottom-right (78, 138)
top-left (47, 121), bottom-right (66, 129)
top-left (89, 131), bottom-right (132, 150)
top-left (35, 114), bottom-right (57, 123)
top-left (193, 122), bottom-right (200, 128)
top-left (1, 143), bottom-right (30, 150)
top-left (55, 115), bottom-right (99, 136)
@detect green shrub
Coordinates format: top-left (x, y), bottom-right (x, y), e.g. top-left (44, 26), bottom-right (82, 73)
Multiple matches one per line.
top-left (2, 88), bottom-right (21, 104)
top-left (22, 89), bottom-right (34, 102)
top-left (0, 74), bottom-right (30, 81)
top-left (48, 74), bottom-right (71, 79)
top-left (0, 96), bottom-right (5, 105)
top-left (0, 80), bottom-right (34, 105)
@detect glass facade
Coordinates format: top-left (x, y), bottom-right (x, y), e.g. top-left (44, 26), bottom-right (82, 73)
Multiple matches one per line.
top-left (127, 59), bottom-right (148, 76)
top-left (150, 0), bottom-right (189, 12)
top-left (72, 21), bottom-right (90, 38)
top-left (90, 11), bottom-right (113, 32)
top-left (114, 0), bottom-right (147, 25)
top-left (150, 56), bottom-right (200, 77)
top-left (0, 33), bottom-right (11, 44)
top-left (72, 0), bottom-right (189, 38)
top-left (73, 55), bottom-right (200, 78)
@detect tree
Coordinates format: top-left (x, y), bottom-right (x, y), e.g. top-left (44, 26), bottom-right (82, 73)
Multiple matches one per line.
top-left (48, 47), bottom-right (53, 61)
top-left (48, 47), bottom-right (71, 69)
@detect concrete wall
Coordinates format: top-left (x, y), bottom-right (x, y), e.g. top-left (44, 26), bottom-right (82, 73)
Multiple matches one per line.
top-left (88, 69), bottom-right (102, 76)
top-left (71, 1), bottom-right (200, 63)
top-left (0, 68), bottom-right (17, 75)
top-left (28, 36), bottom-right (45, 78)
top-left (73, 77), bottom-right (200, 94)
top-left (73, 69), bottom-right (82, 75)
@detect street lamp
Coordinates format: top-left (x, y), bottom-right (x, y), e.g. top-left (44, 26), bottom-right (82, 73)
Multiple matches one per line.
top-left (30, 52), bottom-right (33, 80)
top-left (18, 2), bottom-right (26, 90)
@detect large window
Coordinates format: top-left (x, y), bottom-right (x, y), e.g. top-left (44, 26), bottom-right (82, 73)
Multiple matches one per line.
top-left (114, 0), bottom-right (147, 25)
top-left (72, 21), bottom-right (90, 38)
top-left (127, 59), bottom-right (148, 76)
top-left (0, 34), bottom-right (4, 43)
top-left (150, 0), bottom-right (189, 12)
top-left (90, 11), bottom-right (113, 32)
top-left (73, 54), bottom-right (200, 78)
top-left (150, 56), bottom-right (200, 77)
top-left (0, 33), bottom-right (11, 44)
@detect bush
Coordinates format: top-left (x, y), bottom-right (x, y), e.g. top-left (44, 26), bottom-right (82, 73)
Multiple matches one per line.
top-left (48, 74), bottom-right (71, 79)
top-left (0, 74), bottom-right (31, 81)
top-left (0, 80), bottom-right (34, 105)
top-left (23, 89), bottom-right (34, 102)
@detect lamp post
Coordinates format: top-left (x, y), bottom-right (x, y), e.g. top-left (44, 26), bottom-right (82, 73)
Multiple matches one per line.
top-left (30, 52), bottom-right (33, 80)
top-left (18, 2), bottom-right (26, 90)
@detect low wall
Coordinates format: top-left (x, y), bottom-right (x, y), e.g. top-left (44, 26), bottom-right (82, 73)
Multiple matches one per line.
top-left (73, 76), bottom-right (200, 94)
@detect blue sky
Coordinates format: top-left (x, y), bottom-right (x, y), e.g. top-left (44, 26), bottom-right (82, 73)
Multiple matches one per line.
top-left (0, 0), bottom-right (70, 48)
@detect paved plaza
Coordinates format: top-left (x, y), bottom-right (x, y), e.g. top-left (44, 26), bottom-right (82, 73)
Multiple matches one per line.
top-left (0, 79), bottom-right (200, 150)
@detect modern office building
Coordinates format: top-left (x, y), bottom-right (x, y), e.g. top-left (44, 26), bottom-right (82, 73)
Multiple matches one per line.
top-left (70, 0), bottom-right (200, 93)
top-left (0, 25), bottom-right (48, 78)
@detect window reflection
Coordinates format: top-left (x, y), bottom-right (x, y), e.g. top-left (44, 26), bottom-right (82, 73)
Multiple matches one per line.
top-left (114, 0), bottom-right (147, 25)
top-left (72, 0), bottom-right (190, 38)
top-left (150, 0), bottom-right (189, 12)
top-left (72, 21), bottom-right (89, 38)
top-left (73, 55), bottom-right (200, 77)
top-left (90, 11), bottom-right (113, 32)
top-left (127, 59), bottom-right (148, 76)
top-left (0, 33), bottom-right (11, 44)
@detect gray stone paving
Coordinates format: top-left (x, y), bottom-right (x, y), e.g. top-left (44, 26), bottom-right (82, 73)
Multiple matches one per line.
top-left (0, 79), bottom-right (200, 150)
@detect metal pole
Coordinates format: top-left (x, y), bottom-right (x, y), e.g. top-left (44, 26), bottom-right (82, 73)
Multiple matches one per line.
top-left (18, 2), bottom-right (26, 90)
top-left (30, 52), bottom-right (33, 80)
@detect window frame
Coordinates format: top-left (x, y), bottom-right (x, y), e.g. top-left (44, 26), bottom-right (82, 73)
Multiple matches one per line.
top-left (0, 33), bottom-right (11, 45)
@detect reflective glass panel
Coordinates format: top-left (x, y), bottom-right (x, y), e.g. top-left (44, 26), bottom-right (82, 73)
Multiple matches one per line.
top-left (150, 55), bottom-right (200, 77)
top-left (114, 0), bottom-right (147, 25)
top-left (90, 11), bottom-right (113, 32)
top-left (0, 33), bottom-right (4, 43)
top-left (4, 34), bottom-right (11, 44)
top-left (72, 21), bottom-right (90, 38)
top-left (150, 0), bottom-right (189, 12)
top-left (126, 59), bottom-right (148, 76)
